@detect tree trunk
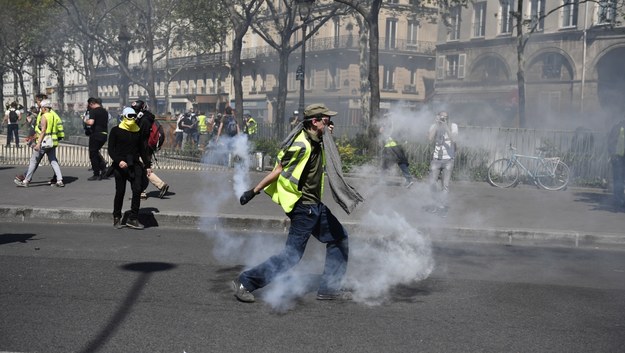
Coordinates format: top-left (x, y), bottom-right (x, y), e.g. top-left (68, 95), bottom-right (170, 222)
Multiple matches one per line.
top-left (515, 1), bottom-right (526, 128)
top-left (17, 71), bottom-right (28, 108)
top-left (0, 69), bottom-right (4, 107)
top-left (516, 39), bottom-right (527, 129)
top-left (56, 60), bottom-right (66, 112)
top-left (367, 0), bottom-right (382, 153)
top-left (231, 28), bottom-right (245, 128)
top-left (276, 49), bottom-right (291, 139)
top-left (357, 16), bottom-right (370, 131)
top-left (146, 0), bottom-right (157, 111)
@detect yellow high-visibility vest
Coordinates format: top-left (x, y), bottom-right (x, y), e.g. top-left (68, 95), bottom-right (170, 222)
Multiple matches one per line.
top-left (35, 112), bottom-right (60, 147)
top-left (198, 115), bottom-right (208, 133)
top-left (264, 131), bottom-right (325, 213)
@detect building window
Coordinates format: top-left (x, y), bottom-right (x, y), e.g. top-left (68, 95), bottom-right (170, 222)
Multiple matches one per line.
top-left (305, 67), bottom-right (314, 90)
top-left (473, 2), bottom-right (487, 37)
top-left (449, 6), bottom-right (462, 41)
top-left (437, 54), bottom-right (466, 80)
top-left (333, 18), bottom-right (340, 48)
top-left (500, 0), bottom-right (514, 34)
top-left (287, 71), bottom-right (296, 91)
top-left (530, 0), bottom-right (545, 31)
top-left (407, 20), bottom-right (419, 46)
top-left (383, 66), bottom-right (395, 90)
top-left (542, 53), bottom-right (564, 79)
top-left (561, 0), bottom-right (579, 27)
top-left (598, 0), bottom-right (617, 24)
top-left (404, 69), bottom-right (418, 93)
top-left (385, 18), bottom-right (397, 49)
top-left (325, 64), bottom-right (340, 90)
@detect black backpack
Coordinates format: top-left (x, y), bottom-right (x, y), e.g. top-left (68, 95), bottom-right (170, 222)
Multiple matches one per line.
top-left (8, 110), bottom-right (18, 123)
top-left (225, 116), bottom-right (237, 137)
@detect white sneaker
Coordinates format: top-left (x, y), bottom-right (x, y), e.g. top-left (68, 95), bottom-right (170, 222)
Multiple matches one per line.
top-left (14, 179), bottom-right (29, 187)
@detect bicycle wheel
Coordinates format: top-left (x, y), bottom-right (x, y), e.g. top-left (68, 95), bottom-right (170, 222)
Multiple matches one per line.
top-left (487, 159), bottom-right (519, 188)
top-left (536, 160), bottom-right (570, 191)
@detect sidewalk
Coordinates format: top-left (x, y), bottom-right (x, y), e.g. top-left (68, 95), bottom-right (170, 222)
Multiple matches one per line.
top-left (0, 164), bottom-right (624, 249)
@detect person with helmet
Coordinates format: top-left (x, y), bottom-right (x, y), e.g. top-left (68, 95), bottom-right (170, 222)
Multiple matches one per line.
top-left (234, 103), bottom-right (354, 303)
top-left (131, 100), bottom-right (170, 199)
top-left (14, 99), bottom-right (64, 188)
top-left (108, 107), bottom-right (152, 229)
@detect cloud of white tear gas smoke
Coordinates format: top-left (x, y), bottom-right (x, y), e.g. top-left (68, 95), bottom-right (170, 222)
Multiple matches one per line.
top-left (339, 174), bottom-right (434, 304)
top-left (197, 135), bottom-right (278, 266)
top-left (230, 135), bottom-right (251, 197)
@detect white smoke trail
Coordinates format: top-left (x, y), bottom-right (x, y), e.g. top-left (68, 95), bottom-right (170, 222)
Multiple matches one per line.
top-left (230, 134), bottom-right (251, 197)
top-left (347, 209), bottom-right (434, 305)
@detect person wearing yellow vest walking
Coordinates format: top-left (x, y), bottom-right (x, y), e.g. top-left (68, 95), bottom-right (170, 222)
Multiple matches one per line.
top-left (234, 103), bottom-right (355, 303)
top-left (379, 113), bottom-right (413, 188)
top-left (243, 114), bottom-right (257, 139)
top-left (608, 118), bottom-right (625, 208)
top-left (15, 94), bottom-right (64, 184)
top-left (197, 111), bottom-right (210, 149)
top-left (14, 99), bottom-right (64, 187)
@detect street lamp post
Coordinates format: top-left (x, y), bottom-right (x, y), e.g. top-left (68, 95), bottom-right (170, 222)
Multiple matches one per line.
top-left (296, 0), bottom-right (314, 119)
top-left (33, 47), bottom-right (45, 97)
top-left (118, 25), bottom-right (132, 108)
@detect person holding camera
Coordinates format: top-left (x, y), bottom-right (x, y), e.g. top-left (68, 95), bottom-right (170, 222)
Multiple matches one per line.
top-left (428, 111), bottom-right (458, 215)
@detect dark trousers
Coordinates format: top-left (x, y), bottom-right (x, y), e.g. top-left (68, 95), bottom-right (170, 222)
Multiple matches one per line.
top-left (174, 132), bottom-right (183, 148)
top-left (113, 164), bottom-right (144, 220)
top-left (89, 133), bottom-right (107, 175)
top-left (240, 202), bottom-right (349, 295)
top-left (382, 146), bottom-right (411, 182)
top-left (612, 156), bottom-right (625, 205)
top-left (6, 124), bottom-right (19, 146)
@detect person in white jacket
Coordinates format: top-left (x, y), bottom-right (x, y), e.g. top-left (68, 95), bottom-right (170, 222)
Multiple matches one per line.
top-left (428, 111), bottom-right (458, 214)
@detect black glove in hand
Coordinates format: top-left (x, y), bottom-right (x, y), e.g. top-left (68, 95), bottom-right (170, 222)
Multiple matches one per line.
top-left (240, 189), bottom-right (259, 205)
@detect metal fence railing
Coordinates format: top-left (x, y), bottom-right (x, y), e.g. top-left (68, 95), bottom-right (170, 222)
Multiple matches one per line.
top-left (0, 125), bottom-right (610, 184)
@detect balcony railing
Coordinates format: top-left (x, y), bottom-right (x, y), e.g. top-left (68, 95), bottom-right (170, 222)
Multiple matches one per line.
top-left (94, 35), bottom-right (436, 81)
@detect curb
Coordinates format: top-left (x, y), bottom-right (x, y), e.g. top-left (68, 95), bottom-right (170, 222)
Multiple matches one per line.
top-left (1, 206), bottom-right (624, 250)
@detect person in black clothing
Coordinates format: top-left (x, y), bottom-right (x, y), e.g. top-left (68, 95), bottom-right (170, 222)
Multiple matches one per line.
top-left (85, 97), bottom-right (110, 180)
top-left (132, 100), bottom-right (170, 199)
top-left (108, 107), bottom-right (152, 230)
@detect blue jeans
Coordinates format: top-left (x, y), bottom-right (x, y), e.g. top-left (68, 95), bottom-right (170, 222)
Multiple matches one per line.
top-left (239, 202), bottom-right (349, 295)
top-left (430, 158), bottom-right (454, 206)
top-left (25, 146), bottom-right (62, 182)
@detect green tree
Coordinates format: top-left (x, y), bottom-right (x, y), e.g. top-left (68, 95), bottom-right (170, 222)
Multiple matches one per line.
top-left (251, 0), bottom-right (345, 138)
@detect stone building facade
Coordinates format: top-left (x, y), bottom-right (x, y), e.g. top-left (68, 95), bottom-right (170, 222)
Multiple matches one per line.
top-left (434, 0), bottom-right (625, 129)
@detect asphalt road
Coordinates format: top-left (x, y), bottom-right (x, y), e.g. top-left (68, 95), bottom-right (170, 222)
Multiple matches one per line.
top-left (1, 222), bottom-right (625, 353)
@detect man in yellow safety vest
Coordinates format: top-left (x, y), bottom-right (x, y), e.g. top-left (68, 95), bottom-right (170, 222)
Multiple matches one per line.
top-left (234, 103), bottom-right (352, 303)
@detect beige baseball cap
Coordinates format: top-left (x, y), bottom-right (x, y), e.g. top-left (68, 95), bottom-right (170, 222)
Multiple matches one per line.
top-left (304, 103), bottom-right (337, 119)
